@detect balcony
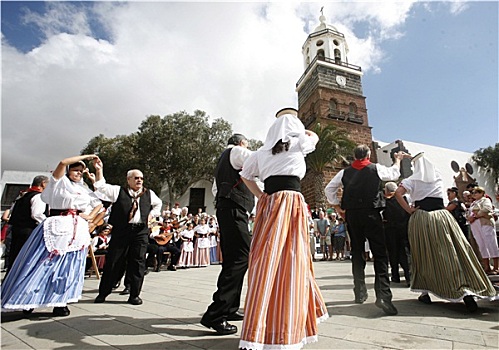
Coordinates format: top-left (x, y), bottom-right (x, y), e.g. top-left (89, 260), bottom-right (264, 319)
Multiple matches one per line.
top-left (297, 56), bottom-right (362, 88)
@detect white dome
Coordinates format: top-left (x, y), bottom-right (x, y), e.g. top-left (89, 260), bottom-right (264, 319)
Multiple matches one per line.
top-left (313, 14), bottom-right (338, 32)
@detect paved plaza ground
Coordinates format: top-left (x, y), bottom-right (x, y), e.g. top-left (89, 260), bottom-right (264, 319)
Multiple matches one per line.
top-left (1, 259), bottom-right (498, 350)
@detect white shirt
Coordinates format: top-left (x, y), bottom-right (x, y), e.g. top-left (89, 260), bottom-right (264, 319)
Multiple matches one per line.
top-left (93, 178), bottom-right (162, 223)
top-left (325, 164), bottom-right (401, 206)
top-left (400, 178), bottom-right (444, 202)
top-left (240, 133), bottom-right (318, 182)
top-left (212, 145), bottom-right (253, 196)
top-left (30, 193), bottom-right (47, 224)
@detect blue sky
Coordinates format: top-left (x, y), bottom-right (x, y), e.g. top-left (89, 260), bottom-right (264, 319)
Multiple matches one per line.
top-left (1, 1), bottom-right (498, 172)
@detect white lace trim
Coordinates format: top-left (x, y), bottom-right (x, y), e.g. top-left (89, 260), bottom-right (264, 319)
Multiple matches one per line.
top-left (43, 216), bottom-right (90, 255)
top-left (411, 288), bottom-right (499, 302)
top-left (239, 335), bottom-right (318, 350)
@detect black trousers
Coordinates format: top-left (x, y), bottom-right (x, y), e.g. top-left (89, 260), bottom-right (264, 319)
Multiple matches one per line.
top-left (201, 206), bottom-right (251, 324)
top-left (346, 208), bottom-right (392, 301)
top-left (7, 226), bottom-right (34, 274)
top-left (146, 241), bottom-right (181, 267)
top-left (384, 222), bottom-right (411, 282)
top-left (98, 225), bottom-right (148, 299)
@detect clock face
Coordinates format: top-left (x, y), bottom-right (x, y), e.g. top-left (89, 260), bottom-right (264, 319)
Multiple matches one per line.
top-left (336, 75), bottom-right (346, 87)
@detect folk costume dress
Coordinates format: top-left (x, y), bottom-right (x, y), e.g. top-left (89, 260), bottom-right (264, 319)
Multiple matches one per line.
top-left (1, 175), bottom-right (101, 311)
top-left (177, 228), bottom-right (195, 268)
top-left (239, 113), bottom-right (328, 350)
top-left (468, 197), bottom-right (499, 260)
top-left (194, 223), bottom-right (211, 267)
top-left (400, 155), bottom-right (496, 302)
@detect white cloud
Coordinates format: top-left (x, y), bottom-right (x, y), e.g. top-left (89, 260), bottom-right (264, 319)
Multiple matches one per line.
top-left (1, 1), bottom-right (466, 172)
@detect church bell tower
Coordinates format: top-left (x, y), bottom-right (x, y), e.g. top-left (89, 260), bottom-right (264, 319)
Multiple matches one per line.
top-left (296, 13), bottom-right (375, 207)
top-left (296, 13), bottom-right (374, 147)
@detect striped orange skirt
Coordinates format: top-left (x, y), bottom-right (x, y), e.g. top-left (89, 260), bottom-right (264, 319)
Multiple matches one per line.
top-left (239, 191), bottom-right (328, 350)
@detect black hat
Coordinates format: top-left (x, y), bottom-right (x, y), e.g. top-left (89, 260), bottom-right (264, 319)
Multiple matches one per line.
top-left (447, 187), bottom-right (458, 194)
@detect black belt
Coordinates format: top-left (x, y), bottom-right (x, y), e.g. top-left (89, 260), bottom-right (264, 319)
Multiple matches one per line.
top-left (414, 197), bottom-right (445, 212)
top-left (129, 223), bottom-right (146, 230)
top-left (49, 209), bottom-right (82, 217)
top-left (264, 176), bottom-right (301, 195)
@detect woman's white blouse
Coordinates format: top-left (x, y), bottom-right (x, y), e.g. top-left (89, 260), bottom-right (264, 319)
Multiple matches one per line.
top-left (240, 133), bottom-right (317, 182)
top-left (400, 178), bottom-right (445, 202)
top-left (41, 175), bottom-right (101, 212)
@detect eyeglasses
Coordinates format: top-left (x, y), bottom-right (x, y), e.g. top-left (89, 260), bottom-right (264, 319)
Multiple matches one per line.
top-left (134, 177), bottom-right (144, 180)
top-left (70, 169), bottom-right (83, 173)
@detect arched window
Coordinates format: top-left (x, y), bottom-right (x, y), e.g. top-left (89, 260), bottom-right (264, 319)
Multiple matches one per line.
top-left (349, 102), bottom-right (357, 116)
top-left (329, 99), bottom-right (337, 114)
top-left (317, 49), bottom-right (325, 60)
top-left (334, 49), bottom-right (341, 64)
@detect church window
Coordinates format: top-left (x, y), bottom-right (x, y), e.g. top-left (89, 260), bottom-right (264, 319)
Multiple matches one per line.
top-left (316, 40), bottom-right (324, 47)
top-left (329, 99), bottom-right (337, 113)
top-left (317, 49), bottom-right (325, 60)
top-left (349, 103), bottom-right (357, 116)
top-left (334, 49), bottom-right (341, 64)
top-left (333, 39), bottom-right (339, 46)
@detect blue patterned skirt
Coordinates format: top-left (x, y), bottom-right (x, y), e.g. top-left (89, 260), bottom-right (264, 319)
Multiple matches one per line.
top-left (1, 223), bottom-right (87, 310)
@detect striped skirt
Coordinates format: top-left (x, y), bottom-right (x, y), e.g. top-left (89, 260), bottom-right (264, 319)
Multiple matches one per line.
top-left (1, 224), bottom-right (88, 311)
top-left (408, 209), bottom-right (496, 301)
top-left (239, 191), bottom-right (329, 350)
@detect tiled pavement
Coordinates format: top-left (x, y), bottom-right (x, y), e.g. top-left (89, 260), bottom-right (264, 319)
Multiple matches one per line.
top-left (1, 260), bottom-right (498, 349)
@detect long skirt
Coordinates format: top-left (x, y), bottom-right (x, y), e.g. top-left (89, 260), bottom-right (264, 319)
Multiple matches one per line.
top-left (239, 191), bottom-right (329, 350)
top-left (469, 221), bottom-right (499, 259)
top-left (1, 224), bottom-right (88, 310)
top-left (408, 209), bottom-right (496, 301)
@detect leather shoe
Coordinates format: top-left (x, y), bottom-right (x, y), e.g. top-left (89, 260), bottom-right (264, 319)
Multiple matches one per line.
top-left (52, 306), bottom-right (70, 317)
top-left (167, 265), bottom-right (177, 271)
top-left (375, 299), bottom-right (398, 315)
top-left (227, 311), bottom-right (244, 321)
top-left (94, 295), bottom-right (106, 303)
top-left (354, 292), bottom-right (368, 304)
top-left (463, 295), bottom-right (478, 312)
top-left (119, 288), bottom-right (130, 295)
top-left (418, 294), bottom-right (432, 304)
top-left (201, 319), bottom-right (237, 335)
top-left (128, 296), bottom-right (143, 305)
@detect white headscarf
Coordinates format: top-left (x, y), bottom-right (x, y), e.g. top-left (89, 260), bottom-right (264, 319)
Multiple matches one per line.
top-left (408, 153), bottom-right (440, 183)
top-left (260, 113), bottom-right (305, 151)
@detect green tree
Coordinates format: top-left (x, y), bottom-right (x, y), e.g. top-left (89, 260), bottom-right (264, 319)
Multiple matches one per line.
top-left (81, 133), bottom-right (139, 188)
top-left (305, 123), bottom-right (355, 208)
top-left (248, 138), bottom-right (263, 151)
top-left (472, 143), bottom-right (499, 187)
top-left (134, 110), bottom-right (232, 203)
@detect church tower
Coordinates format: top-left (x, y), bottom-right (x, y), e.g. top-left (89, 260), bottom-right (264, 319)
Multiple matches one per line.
top-left (297, 13), bottom-right (375, 206)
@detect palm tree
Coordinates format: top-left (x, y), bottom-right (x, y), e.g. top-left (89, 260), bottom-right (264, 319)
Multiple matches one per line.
top-left (305, 122), bottom-right (355, 208)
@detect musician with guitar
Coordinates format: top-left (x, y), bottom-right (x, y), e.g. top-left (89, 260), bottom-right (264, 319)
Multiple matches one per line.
top-left (147, 218), bottom-right (181, 272)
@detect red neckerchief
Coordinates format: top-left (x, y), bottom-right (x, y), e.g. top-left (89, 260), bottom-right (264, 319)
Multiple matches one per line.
top-left (351, 159), bottom-right (371, 170)
top-left (26, 186), bottom-right (44, 193)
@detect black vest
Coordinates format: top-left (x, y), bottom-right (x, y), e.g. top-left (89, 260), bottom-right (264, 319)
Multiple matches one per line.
top-left (108, 187), bottom-right (152, 231)
top-left (214, 148), bottom-right (255, 213)
top-left (341, 163), bottom-right (382, 210)
top-left (9, 192), bottom-right (48, 229)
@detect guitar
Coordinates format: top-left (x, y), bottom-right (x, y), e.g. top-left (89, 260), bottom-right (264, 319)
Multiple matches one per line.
top-left (150, 222), bottom-right (177, 246)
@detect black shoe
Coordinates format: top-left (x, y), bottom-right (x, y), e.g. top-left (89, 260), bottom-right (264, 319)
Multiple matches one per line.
top-left (201, 319), bottom-right (238, 335)
top-left (354, 292), bottom-right (368, 304)
top-left (227, 311), bottom-right (244, 321)
top-left (418, 294), bottom-right (432, 304)
top-left (94, 295), bottom-right (106, 303)
top-left (53, 306), bottom-right (70, 317)
top-left (119, 288), bottom-right (130, 295)
top-left (463, 295), bottom-right (478, 312)
top-left (128, 296), bottom-right (143, 305)
top-left (112, 281), bottom-right (121, 290)
top-left (167, 265), bottom-right (177, 271)
top-left (375, 299), bottom-right (398, 315)
top-left (22, 308), bottom-right (34, 315)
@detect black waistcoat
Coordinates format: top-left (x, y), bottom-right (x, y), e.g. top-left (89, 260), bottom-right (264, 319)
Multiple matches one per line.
top-left (108, 187), bottom-right (152, 231)
top-left (214, 148), bottom-right (255, 213)
top-left (341, 163), bottom-right (382, 210)
top-left (9, 192), bottom-right (48, 229)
